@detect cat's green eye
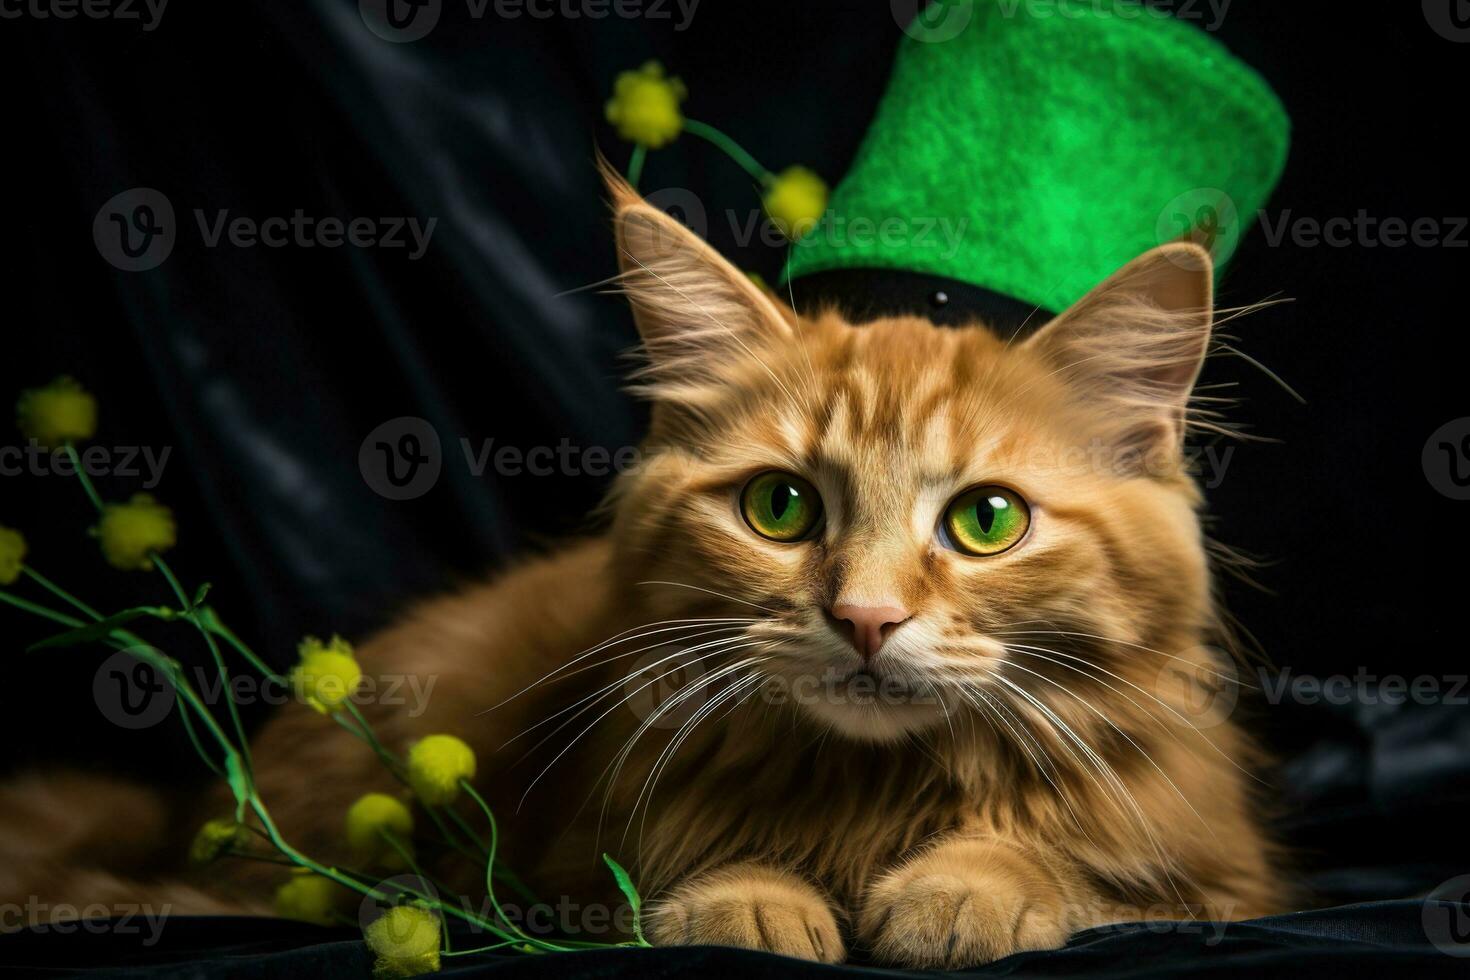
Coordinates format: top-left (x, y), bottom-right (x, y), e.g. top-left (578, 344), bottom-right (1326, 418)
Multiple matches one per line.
top-left (942, 486), bottom-right (1030, 556)
top-left (740, 471), bottom-right (823, 543)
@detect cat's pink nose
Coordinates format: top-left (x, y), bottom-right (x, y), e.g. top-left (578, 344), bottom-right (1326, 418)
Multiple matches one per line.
top-left (828, 604), bottom-right (910, 662)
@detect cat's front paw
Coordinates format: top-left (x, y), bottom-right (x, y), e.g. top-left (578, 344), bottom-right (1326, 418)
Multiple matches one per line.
top-left (859, 840), bottom-right (1070, 968)
top-left (646, 863), bottom-right (844, 963)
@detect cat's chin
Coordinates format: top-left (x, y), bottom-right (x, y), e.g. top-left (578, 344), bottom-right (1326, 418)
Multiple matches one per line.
top-left (797, 689), bottom-right (947, 743)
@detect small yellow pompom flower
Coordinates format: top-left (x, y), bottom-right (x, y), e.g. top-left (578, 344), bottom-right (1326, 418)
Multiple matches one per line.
top-left (605, 61), bottom-right (686, 149)
top-left (94, 493), bottom-right (177, 571)
top-left (406, 735), bottom-right (477, 807)
top-left (274, 872), bottom-right (342, 927)
top-left (16, 376), bottom-right (97, 448)
top-left (189, 818), bottom-right (245, 866)
top-left (346, 792), bottom-right (414, 868)
top-left (763, 165), bottom-right (829, 240)
top-left (364, 906), bottom-right (441, 979)
top-left (0, 525), bottom-right (26, 586)
top-left (290, 635), bottom-right (362, 713)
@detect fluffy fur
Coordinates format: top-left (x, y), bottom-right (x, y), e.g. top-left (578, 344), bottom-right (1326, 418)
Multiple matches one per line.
top-left (0, 174), bottom-right (1284, 967)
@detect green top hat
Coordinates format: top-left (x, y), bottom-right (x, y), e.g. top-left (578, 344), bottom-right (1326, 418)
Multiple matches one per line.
top-left (783, 0), bottom-right (1290, 320)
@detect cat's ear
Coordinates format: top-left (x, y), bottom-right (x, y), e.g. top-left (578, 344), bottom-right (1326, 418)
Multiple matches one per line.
top-left (1023, 243), bottom-right (1213, 461)
top-left (603, 162), bottom-right (793, 401)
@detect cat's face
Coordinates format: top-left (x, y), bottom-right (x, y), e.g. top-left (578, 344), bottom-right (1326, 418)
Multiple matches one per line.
top-left (606, 177), bottom-right (1217, 744)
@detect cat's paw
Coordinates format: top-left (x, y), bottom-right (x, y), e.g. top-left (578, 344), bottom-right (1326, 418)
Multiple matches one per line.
top-left (646, 864), bottom-right (844, 963)
top-left (859, 840), bottom-right (1070, 968)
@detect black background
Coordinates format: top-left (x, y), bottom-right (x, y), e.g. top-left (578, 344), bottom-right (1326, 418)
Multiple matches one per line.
top-left (1, 0), bottom-right (1466, 900)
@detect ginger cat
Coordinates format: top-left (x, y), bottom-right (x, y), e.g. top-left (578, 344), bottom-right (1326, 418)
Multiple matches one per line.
top-left (0, 173), bottom-right (1283, 968)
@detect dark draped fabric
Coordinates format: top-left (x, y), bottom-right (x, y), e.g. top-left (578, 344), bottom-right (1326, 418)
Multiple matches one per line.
top-left (3, 0), bottom-right (1467, 976)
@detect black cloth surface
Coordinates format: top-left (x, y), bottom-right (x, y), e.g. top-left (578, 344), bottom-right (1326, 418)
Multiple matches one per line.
top-left (5, 902), bottom-right (1470, 978)
top-left (2, 1), bottom-right (1467, 977)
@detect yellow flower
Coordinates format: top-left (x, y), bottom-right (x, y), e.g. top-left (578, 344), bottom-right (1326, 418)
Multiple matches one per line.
top-left (605, 61), bottom-right (686, 149)
top-left (16, 376), bottom-right (97, 448)
top-left (406, 735), bottom-right (476, 807)
top-left (763, 165), bottom-right (829, 240)
top-left (365, 906), bottom-right (441, 979)
top-left (95, 493), bottom-right (176, 571)
top-left (345, 792), bottom-right (414, 868)
top-left (290, 635), bottom-right (362, 713)
top-left (189, 818), bottom-right (245, 866)
top-left (274, 872), bottom-right (343, 927)
top-left (0, 526), bottom-right (25, 586)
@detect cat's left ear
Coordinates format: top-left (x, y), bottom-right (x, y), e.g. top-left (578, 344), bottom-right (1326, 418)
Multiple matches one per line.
top-left (1023, 243), bottom-right (1213, 459)
top-left (602, 162), bottom-right (793, 403)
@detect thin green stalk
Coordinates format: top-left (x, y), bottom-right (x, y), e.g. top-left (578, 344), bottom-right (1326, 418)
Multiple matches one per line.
top-left (249, 792), bottom-right (520, 944)
top-left (378, 829), bottom-right (456, 954)
top-left (153, 552), bottom-right (253, 774)
top-left (224, 849), bottom-right (299, 867)
top-left (6, 520), bottom-right (643, 956)
top-left (626, 143), bottom-right (647, 188)
top-left (682, 119), bottom-right (772, 184)
top-left (442, 940), bottom-right (522, 957)
top-left (336, 704), bottom-right (519, 882)
top-left (0, 589), bottom-right (85, 629)
top-left (459, 781), bottom-right (574, 952)
top-left (62, 443), bottom-right (104, 512)
top-left (342, 702), bottom-right (404, 777)
top-left (443, 807), bottom-right (539, 905)
top-left (201, 615), bottom-right (283, 683)
top-left (21, 567), bottom-right (102, 619)
top-left (173, 684), bottom-right (225, 776)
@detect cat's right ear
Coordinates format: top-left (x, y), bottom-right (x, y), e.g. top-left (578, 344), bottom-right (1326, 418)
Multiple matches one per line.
top-left (602, 161), bottom-right (793, 401)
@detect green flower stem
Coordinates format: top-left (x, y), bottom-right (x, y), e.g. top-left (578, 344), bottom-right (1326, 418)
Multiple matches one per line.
top-left (61, 437), bottom-right (255, 775)
top-left (627, 144), bottom-right (647, 188)
top-left (199, 614), bottom-right (283, 684)
top-left (5, 590), bottom-right (528, 946)
top-left (3, 481), bottom-right (642, 955)
top-left (152, 552), bottom-right (253, 775)
top-left (172, 683), bottom-right (226, 776)
top-left (377, 828), bottom-right (459, 954)
top-left (335, 703), bottom-right (499, 870)
top-left (441, 940), bottom-right (522, 957)
top-left (459, 780), bottom-right (579, 952)
top-left (341, 702), bottom-right (405, 777)
top-left (682, 119), bottom-right (772, 184)
top-left (62, 443), bottom-right (104, 512)
top-left (58, 438), bottom-right (253, 776)
top-left (442, 806), bottom-right (540, 905)
top-left (0, 588), bottom-right (85, 629)
top-left (224, 849), bottom-right (299, 867)
top-left (21, 567), bottom-right (102, 619)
